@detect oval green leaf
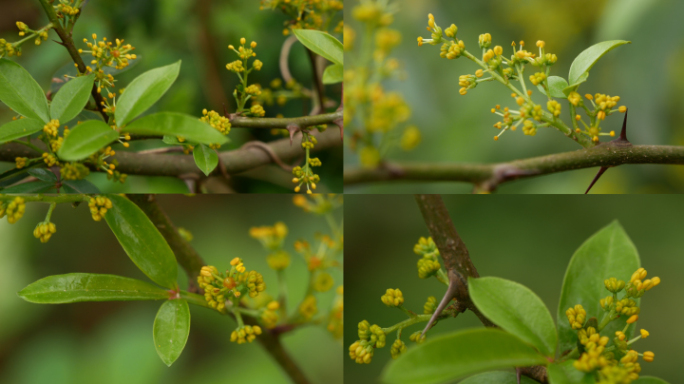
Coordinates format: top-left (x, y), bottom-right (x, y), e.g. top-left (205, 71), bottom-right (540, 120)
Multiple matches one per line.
top-left (0, 118), bottom-right (45, 144)
top-left (18, 273), bottom-right (169, 303)
top-left (293, 29), bottom-right (343, 65)
top-left (469, 276), bottom-right (557, 357)
top-left (115, 61), bottom-right (181, 126)
top-left (61, 179), bottom-right (100, 194)
top-left (27, 168), bottom-right (57, 182)
top-left (381, 328), bottom-right (548, 384)
top-left (460, 371), bottom-right (539, 384)
top-left (322, 63), bottom-right (343, 84)
top-left (57, 120), bottom-right (119, 161)
top-left (566, 40), bottom-right (630, 90)
top-left (105, 194), bottom-right (178, 289)
top-left (50, 74), bottom-right (95, 123)
top-left (0, 59), bottom-right (50, 122)
top-left (557, 221), bottom-right (640, 354)
top-left (1, 180), bottom-right (57, 193)
top-left (536, 76), bottom-right (569, 99)
top-left (547, 361), bottom-right (596, 384)
top-left (193, 144), bottom-right (218, 176)
top-left (153, 299), bottom-right (190, 367)
top-left (633, 377), bottom-right (671, 384)
top-left (123, 112), bottom-right (228, 145)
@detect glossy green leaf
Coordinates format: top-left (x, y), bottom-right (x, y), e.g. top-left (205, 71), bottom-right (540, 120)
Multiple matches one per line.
top-left (115, 61), bottom-right (181, 126)
top-left (153, 299), bottom-right (190, 367)
top-left (293, 29), bottom-right (343, 65)
top-left (536, 76), bottom-right (569, 98)
top-left (57, 120), bottom-right (119, 161)
top-left (50, 74), bottom-right (95, 123)
top-left (0, 59), bottom-right (50, 122)
top-left (459, 372), bottom-right (538, 384)
top-left (547, 361), bottom-right (596, 384)
top-left (18, 273), bottom-right (169, 303)
top-left (0, 166), bottom-right (33, 187)
top-left (123, 112), bottom-right (228, 145)
top-left (322, 63), bottom-right (343, 84)
top-left (1, 181), bottom-right (56, 193)
top-left (565, 40), bottom-right (630, 92)
top-left (557, 221), bottom-right (640, 354)
top-left (27, 168), bottom-right (57, 182)
top-left (61, 179), bottom-right (100, 194)
top-left (381, 328), bottom-right (548, 384)
top-left (632, 377), bottom-right (671, 384)
top-left (469, 276), bottom-right (557, 357)
top-left (105, 194), bottom-right (178, 289)
top-left (0, 118), bottom-right (45, 144)
top-left (193, 144), bottom-right (218, 176)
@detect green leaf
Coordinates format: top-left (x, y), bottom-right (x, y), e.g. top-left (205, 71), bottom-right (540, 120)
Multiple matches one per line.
top-left (105, 194), bottom-right (178, 289)
top-left (547, 361), bottom-right (596, 384)
top-left (0, 58), bottom-right (50, 122)
top-left (557, 221), bottom-right (640, 354)
top-left (536, 76), bottom-right (569, 98)
top-left (153, 299), bottom-right (190, 367)
top-left (0, 166), bottom-right (33, 187)
top-left (322, 63), bottom-right (343, 84)
top-left (50, 74), bottom-right (95, 123)
top-left (565, 40), bottom-right (630, 92)
top-left (162, 135), bottom-right (184, 145)
top-left (18, 273), bottom-right (169, 303)
top-left (193, 144), bottom-right (218, 176)
top-left (123, 112), bottom-right (228, 145)
top-left (469, 276), bottom-right (557, 357)
top-left (292, 29), bottom-right (343, 65)
top-left (57, 120), bottom-right (119, 161)
top-left (381, 328), bottom-right (548, 384)
top-left (115, 61), bottom-right (181, 126)
top-left (459, 372), bottom-right (539, 384)
top-left (27, 168), bottom-right (57, 182)
top-left (1, 181), bottom-right (56, 193)
top-left (0, 118), bottom-right (45, 144)
top-left (632, 377), bottom-right (671, 384)
top-left (61, 179), bottom-right (100, 194)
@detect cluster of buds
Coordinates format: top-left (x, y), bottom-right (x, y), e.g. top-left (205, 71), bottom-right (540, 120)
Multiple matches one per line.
top-left (292, 133), bottom-right (321, 194)
top-left (299, 294), bottom-right (318, 320)
top-left (0, 197), bottom-right (26, 224)
top-left (16, 22), bottom-right (49, 46)
top-left (60, 162), bottom-right (90, 181)
top-left (33, 221), bottom-right (57, 243)
top-left (88, 196), bottom-right (112, 221)
top-left (569, 92), bottom-right (626, 142)
top-left (226, 38), bottom-right (266, 117)
top-left (260, 0), bottom-right (343, 36)
top-left (197, 259), bottom-right (266, 313)
top-left (80, 34), bottom-right (137, 71)
top-left (230, 325), bottom-right (263, 344)
top-left (200, 109), bottom-right (231, 136)
top-left (292, 194), bottom-right (342, 215)
top-left (250, 222), bottom-right (288, 250)
top-left (54, 0), bottom-right (81, 16)
top-left (390, 339), bottom-right (407, 359)
top-left (413, 236), bottom-right (444, 280)
top-left (349, 320), bottom-right (386, 364)
top-left (381, 288), bottom-right (404, 307)
top-left (260, 300), bottom-right (280, 329)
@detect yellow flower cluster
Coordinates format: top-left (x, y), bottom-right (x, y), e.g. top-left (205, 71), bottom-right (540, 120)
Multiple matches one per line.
top-left (42, 153), bottom-right (59, 167)
top-left (33, 222), bottom-right (57, 243)
top-left (299, 295), bottom-right (318, 320)
top-left (81, 34), bottom-right (136, 71)
top-left (15, 157), bottom-right (27, 169)
top-left (260, 301), bottom-right (280, 329)
top-left (292, 158), bottom-right (321, 194)
top-left (230, 325), bottom-right (262, 344)
top-left (260, 0), bottom-right (343, 35)
top-left (197, 260), bottom-right (267, 313)
top-left (200, 109), bottom-right (231, 135)
top-left (390, 339), bottom-right (407, 359)
top-left (88, 196), bottom-right (112, 221)
top-left (43, 119), bottom-right (60, 137)
top-left (250, 222), bottom-right (288, 250)
top-left (313, 271), bottom-right (334, 292)
top-left (423, 296), bottom-right (437, 314)
top-left (0, 197), bottom-right (26, 224)
top-left (409, 330), bottom-right (426, 343)
top-left (54, 0), bottom-right (80, 16)
top-left (60, 162), bottom-right (90, 181)
top-left (349, 320), bottom-right (386, 364)
top-left (246, 270), bottom-right (266, 298)
top-left (15, 21), bottom-right (48, 46)
top-left (413, 236), bottom-right (443, 279)
top-left (566, 304), bottom-right (586, 330)
top-left (381, 288), bottom-right (404, 307)
top-left (266, 250), bottom-right (291, 271)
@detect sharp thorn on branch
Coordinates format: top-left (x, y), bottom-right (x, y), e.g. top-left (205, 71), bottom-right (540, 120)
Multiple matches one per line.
top-left (421, 270), bottom-right (459, 338)
top-left (286, 124), bottom-right (300, 146)
top-left (619, 108), bottom-right (629, 142)
top-left (585, 166), bottom-right (609, 194)
top-left (51, 39), bottom-right (66, 47)
top-left (516, 367), bottom-right (522, 384)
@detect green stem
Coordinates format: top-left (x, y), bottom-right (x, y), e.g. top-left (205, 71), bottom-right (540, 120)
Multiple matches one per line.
top-left (45, 202), bottom-right (56, 222)
top-left (229, 110), bottom-right (342, 129)
top-left (382, 314), bottom-right (435, 334)
top-left (277, 269), bottom-right (288, 318)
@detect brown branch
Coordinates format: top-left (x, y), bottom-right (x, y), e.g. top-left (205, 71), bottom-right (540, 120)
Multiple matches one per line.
top-left (229, 110), bottom-right (341, 129)
top-left (195, 0), bottom-right (231, 111)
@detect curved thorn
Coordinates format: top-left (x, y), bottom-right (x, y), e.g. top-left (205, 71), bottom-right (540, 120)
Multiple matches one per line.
top-left (620, 108), bottom-right (628, 141)
top-left (585, 166), bottom-right (609, 194)
top-left (421, 270), bottom-right (458, 338)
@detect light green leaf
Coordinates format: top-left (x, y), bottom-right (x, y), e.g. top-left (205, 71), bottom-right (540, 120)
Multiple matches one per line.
top-left (57, 120), bottom-right (119, 161)
top-left (115, 61), bottom-right (181, 126)
top-left (557, 221), bottom-right (640, 354)
top-left (193, 144), bottom-right (218, 176)
top-left (50, 74), bottom-right (95, 123)
top-left (381, 328), bottom-right (548, 384)
top-left (293, 29), bottom-right (343, 65)
top-left (469, 276), bottom-right (557, 357)
top-left (0, 58), bottom-right (50, 122)
top-left (632, 377), bottom-right (671, 384)
top-left (536, 76), bottom-right (569, 98)
top-left (0, 118), bottom-right (45, 144)
top-left (459, 372), bottom-right (539, 384)
top-left (596, 0), bottom-right (658, 41)
top-left (18, 273), bottom-right (169, 303)
top-left (123, 112), bottom-right (228, 145)
top-left (105, 195), bottom-right (178, 289)
top-left (547, 361), bottom-right (596, 384)
top-left (565, 40), bottom-right (630, 92)
top-left (322, 63), bottom-right (343, 84)
top-left (1, 180), bottom-right (56, 193)
top-left (153, 299), bottom-right (190, 367)
top-left (27, 168), bottom-right (57, 182)
top-left (61, 179), bottom-right (100, 194)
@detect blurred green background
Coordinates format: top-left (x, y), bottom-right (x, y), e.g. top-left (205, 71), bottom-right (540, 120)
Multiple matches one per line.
top-left (344, 0), bottom-right (684, 194)
top-left (345, 195), bottom-right (684, 383)
top-left (0, 195), bottom-right (342, 383)
top-left (0, 0), bottom-right (342, 193)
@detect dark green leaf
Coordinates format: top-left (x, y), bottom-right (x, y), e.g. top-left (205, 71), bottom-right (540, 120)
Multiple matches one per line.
top-left (115, 61), bottom-right (181, 126)
top-left (566, 41), bottom-right (630, 92)
top-left (123, 112), bottom-right (228, 145)
top-left (0, 118), bottom-right (45, 144)
top-left (322, 63), bottom-right (343, 84)
top-left (459, 372), bottom-right (539, 384)
top-left (62, 179), bottom-right (100, 194)
top-left (1, 181), bottom-right (56, 193)
top-left (536, 76), bottom-right (569, 98)
top-left (632, 377), bottom-right (671, 384)
top-left (381, 328), bottom-right (548, 384)
top-left (469, 276), bottom-right (557, 357)
top-left (50, 74), bottom-right (95, 124)
top-left (57, 120), bottom-right (119, 161)
top-left (557, 221), bottom-right (640, 354)
top-left (193, 144), bottom-right (218, 176)
top-left (18, 273), bottom-right (169, 303)
top-left (0, 59), bottom-right (50, 122)
top-left (547, 361), bottom-right (596, 384)
top-left (0, 167), bottom-right (32, 187)
top-left (27, 168), bottom-right (57, 182)
top-left (105, 195), bottom-right (178, 289)
top-left (293, 29), bottom-right (343, 65)
top-left (153, 299), bottom-right (190, 367)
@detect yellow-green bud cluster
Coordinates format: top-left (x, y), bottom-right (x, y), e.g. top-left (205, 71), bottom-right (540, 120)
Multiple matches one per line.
top-left (417, 258), bottom-right (441, 279)
top-left (200, 109), bottom-right (231, 135)
top-left (1, 197), bottom-right (26, 224)
top-left (246, 270), bottom-right (266, 298)
top-left (15, 157), bottom-right (27, 169)
top-left (260, 301), bottom-right (280, 329)
top-left (313, 271), bottom-right (334, 292)
top-left (250, 222), bottom-right (288, 250)
top-left (230, 325), bottom-right (262, 344)
top-left (529, 72), bottom-right (547, 86)
top-left (440, 40), bottom-right (465, 60)
top-left (390, 339), bottom-right (407, 359)
top-left (424, 296), bottom-right (437, 314)
top-left (43, 119), bottom-right (60, 137)
top-left (604, 277), bottom-right (626, 293)
top-left (409, 330), bottom-right (426, 344)
top-left (299, 295), bottom-right (318, 320)
top-left (624, 268), bottom-right (660, 298)
top-left (566, 304), bottom-right (586, 330)
top-left (413, 236), bottom-right (442, 279)
top-left (88, 196), bottom-right (112, 221)
top-left (522, 120), bottom-right (536, 136)
top-left (380, 288), bottom-right (404, 307)
top-left (349, 320), bottom-right (387, 364)
top-left (547, 100), bottom-right (561, 117)
top-left (54, 0), bottom-right (81, 16)
top-left (60, 162), bottom-right (90, 181)
top-left (478, 33), bottom-right (491, 49)
top-left (197, 259), bottom-right (267, 312)
top-left (266, 250), bottom-right (291, 270)
top-left (458, 74), bottom-right (476, 95)
top-left (33, 221), bottom-right (56, 243)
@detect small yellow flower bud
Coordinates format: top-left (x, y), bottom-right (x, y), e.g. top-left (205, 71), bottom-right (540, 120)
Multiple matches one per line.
top-left (626, 314), bottom-right (639, 324)
top-left (643, 351), bottom-right (654, 362)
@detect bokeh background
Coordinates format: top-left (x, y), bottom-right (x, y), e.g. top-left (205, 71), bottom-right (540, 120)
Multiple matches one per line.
top-left (0, 0), bottom-right (343, 193)
top-left (0, 195), bottom-right (343, 384)
top-left (345, 195), bottom-right (683, 383)
top-left (344, 0), bottom-right (684, 194)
